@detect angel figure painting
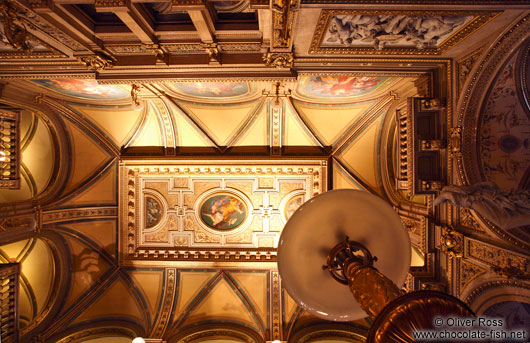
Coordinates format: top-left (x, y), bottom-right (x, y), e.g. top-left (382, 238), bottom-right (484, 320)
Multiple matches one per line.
top-left (200, 193), bottom-right (248, 230)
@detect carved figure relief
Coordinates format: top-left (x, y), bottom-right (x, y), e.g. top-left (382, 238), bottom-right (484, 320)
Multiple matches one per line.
top-left (323, 14), bottom-right (471, 50)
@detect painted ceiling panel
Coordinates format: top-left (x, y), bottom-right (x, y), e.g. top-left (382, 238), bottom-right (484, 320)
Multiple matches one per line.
top-left (184, 277), bottom-right (260, 332)
top-left (63, 236), bottom-right (112, 310)
top-left (58, 164), bottom-right (117, 207)
top-left (228, 271), bottom-right (268, 327)
top-left (27, 80), bottom-right (130, 101)
top-left (179, 101), bottom-right (259, 146)
top-left (337, 114), bottom-right (384, 194)
top-left (175, 271), bottom-right (218, 315)
top-left (233, 105), bottom-right (268, 146)
top-left (69, 104), bottom-right (144, 147)
top-left (167, 82), bottom-right (258, 100)
top-left (63, 119), bottom-right (113, 192)
top-left (73, 277), bottom-right (145, 324)
top-left (292, 100), bottom-right (374, 146)
top-left (129, 270), bottom-right (164, 324)
top-left (128, 104), bottom-right (163, 147)
top-left (479, 52), bottom-right (530, 189)
top-left (295, 76), bottom-right (394, 101)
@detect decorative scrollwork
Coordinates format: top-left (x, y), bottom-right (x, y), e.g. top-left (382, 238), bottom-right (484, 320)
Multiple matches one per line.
top-left (78, 53), bottom-right (114, 71)
top-left (264, 51), bottom-right (294, 69)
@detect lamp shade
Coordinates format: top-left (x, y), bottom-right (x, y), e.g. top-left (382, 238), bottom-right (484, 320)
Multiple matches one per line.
top-left (277, 189), bottom-right (411, 321)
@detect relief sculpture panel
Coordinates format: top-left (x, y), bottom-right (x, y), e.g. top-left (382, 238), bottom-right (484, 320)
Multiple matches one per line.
top-left (119, 159), bottom-right (327, 266)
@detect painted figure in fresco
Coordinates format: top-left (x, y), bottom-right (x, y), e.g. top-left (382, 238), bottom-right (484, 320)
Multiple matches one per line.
top-left (434, 182), bottom-right (530, 230)
top-left (202, 195), bottom-right (245, 228)
top-left (308, 76), bottom-right (381, 96)
top-left (32, 79), bottom-right (128, 99)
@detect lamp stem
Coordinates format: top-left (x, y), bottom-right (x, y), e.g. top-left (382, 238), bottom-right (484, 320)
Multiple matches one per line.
top-left (345, 261), bottom-right (402, 317)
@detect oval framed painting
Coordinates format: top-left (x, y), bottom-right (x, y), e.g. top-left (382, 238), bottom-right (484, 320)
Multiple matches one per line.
top-left (199, 193), bottom-right (248, 231)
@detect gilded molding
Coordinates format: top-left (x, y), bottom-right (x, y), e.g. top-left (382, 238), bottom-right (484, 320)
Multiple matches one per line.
top-left (309, 10), bottom-right (499, 55)
top-left (271, 0), bottom-right (299, 49)
top-left (456, 47), bottom-right (483, 96)
top-left (459, 260), bottom-right (487, 293)
top-left (264, 51), bottom-right (294, 68)
top-left (150, 268), bottom-right (176, 338)
top-left (78, 54), bottom-right (114, 71)
top-left (42, 207), bottom-right (117, 224)
top-left (55, 328), bottom-right (135, 343)
top-left (271, 271), bottom-right (282, 340)
top-left (465, 279), bottom-right (530, 306)
top-left (466, 239), bottom-right (529, 271)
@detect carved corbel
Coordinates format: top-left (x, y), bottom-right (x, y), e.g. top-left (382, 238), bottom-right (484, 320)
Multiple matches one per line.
top-left (439, 226), bottom-right (463, 258)
top-left (264, 51), bottom-right (293, 69)
top-left (449, 127), bottom-right (462, 158)
top-left (202, 42), bottom-right (220, 65)
top-left (78, 52), bottom-right (114, 71)
top-left (143, 43), bottom-right (166, 62)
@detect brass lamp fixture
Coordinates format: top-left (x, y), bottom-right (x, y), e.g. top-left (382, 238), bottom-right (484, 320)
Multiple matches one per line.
top-left (277, 189), bottom-right (474, 343)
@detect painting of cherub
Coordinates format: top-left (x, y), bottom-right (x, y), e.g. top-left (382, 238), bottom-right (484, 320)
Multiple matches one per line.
top-left (200, 193), bottom-right (247, 230)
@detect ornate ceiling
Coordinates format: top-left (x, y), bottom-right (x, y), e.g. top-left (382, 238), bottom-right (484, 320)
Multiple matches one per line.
top-left (1, 1), bottom-right (530, 343)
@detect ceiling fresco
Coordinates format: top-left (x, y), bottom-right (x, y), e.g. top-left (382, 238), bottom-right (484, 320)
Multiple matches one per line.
top-left (27, 80), bottom-right (131, 100)
top-left (479, 48), bottom-right (530, 191)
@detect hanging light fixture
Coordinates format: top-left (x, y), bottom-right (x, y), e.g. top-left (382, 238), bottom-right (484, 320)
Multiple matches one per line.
top-left (277, 189), bottom-right (474, 342)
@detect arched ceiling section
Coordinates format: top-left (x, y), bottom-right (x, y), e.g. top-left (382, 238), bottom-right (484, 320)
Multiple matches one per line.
top-left (0, 108), bottom-right (54, 203)
top-left (0, 238), bottom-right (55, 329)
top-left (477, 42), bottom-right (530, 191)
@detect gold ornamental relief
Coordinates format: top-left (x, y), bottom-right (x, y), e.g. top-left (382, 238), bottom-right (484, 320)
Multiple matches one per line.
top-left (183, 181), bottom-right (221, 208)
top-left (225, 229), bottom-right (253, 244)
top-left (225, 181), bottom-right (253, 194)
top-left (279, 182), bottom-right (305, 196)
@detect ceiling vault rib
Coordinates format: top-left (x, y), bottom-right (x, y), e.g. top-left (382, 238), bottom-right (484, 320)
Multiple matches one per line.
top-left (167, 271), bottom-right (223, 339)
top-left (332, 156), bottom-right (374, 193)
top-left (44, 158), bottom-right (117, 209)
top-left (122, 102), bottom-right (150, 151)
top-left (226, 97), bottom-right (267, 149)
top-left (285, 97), bottom-right (325, 148)
top-left (163, 96), bottom-right (222, 152)
top-left (332, 96), bottom-right (394, 156)
top-left (223, 271), bottom-right (267, 337)
top-left (40, 98), bottom-right (120, 157)
top-left (40, 267), bottom-right (121, 340)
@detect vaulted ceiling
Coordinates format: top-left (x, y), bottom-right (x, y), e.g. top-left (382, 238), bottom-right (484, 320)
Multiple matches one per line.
top-left (1, 1), bottom-right (530, 343)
